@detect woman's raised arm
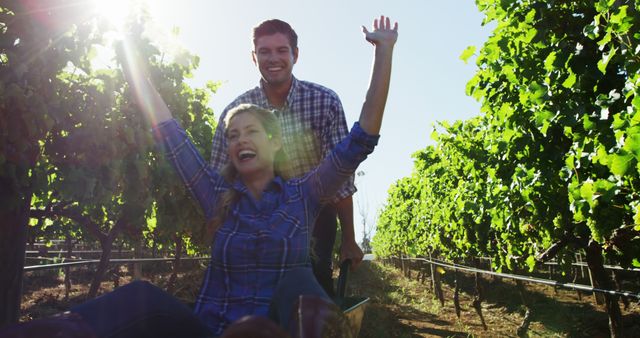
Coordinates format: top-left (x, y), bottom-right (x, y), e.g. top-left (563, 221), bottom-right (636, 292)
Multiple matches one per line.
top-left (301, 16), bottom-right (398, 205)
top-left (121, 46), bottom-right (173, 125)
top-left (358, 15), bottom-right (398, 136)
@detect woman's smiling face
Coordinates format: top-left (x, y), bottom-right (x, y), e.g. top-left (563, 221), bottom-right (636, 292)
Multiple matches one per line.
top-left (226, 112), bottom-right (281, 178)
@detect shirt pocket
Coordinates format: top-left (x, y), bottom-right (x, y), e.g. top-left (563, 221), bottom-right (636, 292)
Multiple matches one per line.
top-left (261, 213), bottom-right (309, 266)
top-left (267, 208), bottom-right (307, 238)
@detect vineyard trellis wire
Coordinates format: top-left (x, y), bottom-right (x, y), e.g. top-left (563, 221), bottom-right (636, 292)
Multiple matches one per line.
top-left (387, 256), bottom-right (640, 301)
top-left (380, 255), bottom-right (639, 336)
top-left (23, 257), bottom-right (211, 272)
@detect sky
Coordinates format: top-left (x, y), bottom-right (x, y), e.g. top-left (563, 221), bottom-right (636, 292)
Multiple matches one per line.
top-left (139, 0), bottom-right (494, 243)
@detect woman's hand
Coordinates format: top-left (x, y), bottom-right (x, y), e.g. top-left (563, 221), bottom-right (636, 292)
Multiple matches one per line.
top-left (120, 39), bottom-right (173, 124)
top-left (357, 15), bottom-right (398, 136)
top-left (362, 15), bottom-right (398, 48)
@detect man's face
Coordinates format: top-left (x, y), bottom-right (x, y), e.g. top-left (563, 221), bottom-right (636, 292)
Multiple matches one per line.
top-left (252, 32), bottom-right (298, 88)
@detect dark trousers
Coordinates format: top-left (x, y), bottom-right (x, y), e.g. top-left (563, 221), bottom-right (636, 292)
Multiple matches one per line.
top-left (311, 205), bottom-right (338, 298)
top-left (71, 281), bottom-right (212, 338)
top-left (71, 268), bottom-right (329, 338)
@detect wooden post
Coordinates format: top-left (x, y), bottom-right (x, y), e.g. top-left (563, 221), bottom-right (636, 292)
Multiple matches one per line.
top-left (587, 266), bottom-right (605, 305)
top-left (577, 253), bottom-right (585, 279)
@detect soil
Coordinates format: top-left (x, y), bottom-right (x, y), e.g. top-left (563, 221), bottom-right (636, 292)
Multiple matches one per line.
top-left (350, 261), bottom-right (640, 338)
top-left (18, 259), bottom-right (640, 337)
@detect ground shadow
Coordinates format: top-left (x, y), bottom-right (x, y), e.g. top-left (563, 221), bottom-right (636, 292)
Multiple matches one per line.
top-left (349, 261), bottom-right (469, 338)
top-left (392, 259), bottom-right (640, 337)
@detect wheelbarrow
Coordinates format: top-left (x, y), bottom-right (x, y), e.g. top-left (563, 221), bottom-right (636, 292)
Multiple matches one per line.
top-left (335, 259), bottom-right (370, 337)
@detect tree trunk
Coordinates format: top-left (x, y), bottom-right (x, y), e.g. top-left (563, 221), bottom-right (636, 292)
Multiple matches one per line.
top-left (572, 269), bottom-right (582, 301)
top-left (585, 240), bottom-right (623, 338)
top-left (166, 235), bottom-right (183, 294)
top-left (0, 196), bottom-right (30, 328)
top-left (587, 263), bottom-right (605, 305)
top-left (473, 259), bottom-right (487, 331)
top-left (152, 238), bottom-right (158, 258)
top-left (133, 238), bottom-right (143, 280)
top-left (419, 259), bottom-right (427, 284)
top-left (88, 237), bottom-right (113, 299)
top-left (434, 265), bottom-right (445, 307)
top-left (515, 279), bottom-right (532, 337)
top-left (64, 233), bottom-right (73, 301)
top-left (78, 216), bottom-right (128, 300)
top-left (428, 254), bottom-right (436, 293)
top-left (453, 269), bottom-right (461, 319)
top-left (612, 270), bottom-right (629, 310)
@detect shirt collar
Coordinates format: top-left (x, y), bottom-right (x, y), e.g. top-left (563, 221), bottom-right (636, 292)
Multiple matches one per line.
top-left (258, 76), bottom-right (299, 110)
top-left (232, 179), bottom-right (249, 194)
top-left (232, 176), bottom-right (285, 195)
top-left (270, 176), bottom-right (285, 192)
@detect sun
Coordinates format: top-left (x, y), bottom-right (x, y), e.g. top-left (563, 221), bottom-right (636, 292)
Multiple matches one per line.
top-left (87, 0), bottom-right (188, 85)
top-left (90, 0), bottom-right (144, 30)
top-left (89, 0), bottom-right (178, 38)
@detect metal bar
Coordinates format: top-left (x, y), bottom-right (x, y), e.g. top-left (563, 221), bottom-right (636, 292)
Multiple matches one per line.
top-left (25, 250), bottom-right (135, 255)
top-left (24, 257), bottom-right (210, 271)
top-left (394, 257), bottom-right (640, 301)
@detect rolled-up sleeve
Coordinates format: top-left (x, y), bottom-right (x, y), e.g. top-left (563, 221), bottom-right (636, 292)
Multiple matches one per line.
top-left (303, 122), bottom-right (379, 205)
top-left (153, 119), bottom-right (228, 219)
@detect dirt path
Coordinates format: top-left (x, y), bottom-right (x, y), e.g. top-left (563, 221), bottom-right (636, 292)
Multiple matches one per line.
top-left (19, 260), bottom-right (640, 337)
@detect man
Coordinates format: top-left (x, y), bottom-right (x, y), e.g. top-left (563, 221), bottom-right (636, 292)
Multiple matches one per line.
top-left (209, 19), bottom-right (363, 296)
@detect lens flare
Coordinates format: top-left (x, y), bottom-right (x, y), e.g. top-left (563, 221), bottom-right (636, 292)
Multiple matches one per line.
top-left (91, 0), bottom-right (138, 30)
top-left (121, 37), bottom-right (161, 126)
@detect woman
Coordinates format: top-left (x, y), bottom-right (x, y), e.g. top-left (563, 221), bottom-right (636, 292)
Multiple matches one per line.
top-left (2, 16), bottom-right (397, 338)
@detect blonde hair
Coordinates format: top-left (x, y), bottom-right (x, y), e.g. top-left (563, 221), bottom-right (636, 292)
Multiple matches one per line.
top-left (206, 104), bottom-right (291, 237)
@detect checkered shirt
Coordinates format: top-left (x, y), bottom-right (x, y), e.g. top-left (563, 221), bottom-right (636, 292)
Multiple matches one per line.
top-left (209, 76), bottom-right (356, 201)
top-left (153, 119), bottom-right (378, 335)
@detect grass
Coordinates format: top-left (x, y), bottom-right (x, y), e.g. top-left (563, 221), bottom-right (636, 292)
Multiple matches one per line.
top-left (345, 260), bottom-right (640, 337)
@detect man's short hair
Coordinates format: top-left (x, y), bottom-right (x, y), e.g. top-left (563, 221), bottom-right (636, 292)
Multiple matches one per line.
top-left (253, 19), bottom-right (298, 50)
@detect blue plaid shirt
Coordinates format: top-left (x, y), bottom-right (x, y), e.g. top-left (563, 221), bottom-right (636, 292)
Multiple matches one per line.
top-left (154, 119), bottom-right (378, 335)
top-left (209, 76), bottom-right (356, 201)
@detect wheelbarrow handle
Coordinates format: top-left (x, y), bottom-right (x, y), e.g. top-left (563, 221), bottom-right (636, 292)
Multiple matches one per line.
top-left (336, 259), bottom-right (351, 302)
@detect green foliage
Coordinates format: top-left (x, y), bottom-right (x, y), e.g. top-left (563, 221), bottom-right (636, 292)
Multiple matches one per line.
top-left (2, 0), bottom-right (219, 258)
top-left (373, 0), bottom-right (640, 274)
